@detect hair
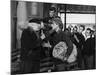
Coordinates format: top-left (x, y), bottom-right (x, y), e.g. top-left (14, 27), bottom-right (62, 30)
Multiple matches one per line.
top-left (67, 26), bottom-right (71, 31)
top-left (90, 29), bottom-right (95, 34)
top-left (74, 26), bottom-right (78, 30)
top-left (65, 28), bottom-right (70, 32)
top-left (49, 7), bottom-right (56, 12)
top-left (80, 25), bottom-right (85, 31)
top-left (53, 18), bottom-right (63, 30)
top-left (86, 28), bottom-right (92, 34)
top-left (29, 18), bottom-right (42, 24)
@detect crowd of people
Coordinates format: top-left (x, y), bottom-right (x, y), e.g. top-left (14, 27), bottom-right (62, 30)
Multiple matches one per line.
top-left (65, 24), bottom-right (96, 70)
top-left (20, 7), bottom-right (96, 73)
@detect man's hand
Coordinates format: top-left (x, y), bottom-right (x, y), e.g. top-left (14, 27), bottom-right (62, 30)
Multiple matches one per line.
top-left (63, 57), bottom-right (68, 61)
top-left (42, 41), bottom-right (52, 48)
top-left (40, 22), bottom-right (44, 28)
top-left (41, 31), bottom-right (45, 40)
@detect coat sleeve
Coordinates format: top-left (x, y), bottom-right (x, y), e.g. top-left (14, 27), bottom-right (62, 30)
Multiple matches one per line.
top-left (62, 32), bottom-right (73, 58)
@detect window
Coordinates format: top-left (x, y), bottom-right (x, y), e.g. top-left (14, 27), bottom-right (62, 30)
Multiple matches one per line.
top-left (58, 4), bottom-right (96, 30)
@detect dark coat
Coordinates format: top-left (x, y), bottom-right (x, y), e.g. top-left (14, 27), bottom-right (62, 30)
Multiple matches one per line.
top-left (21, 28), bottom-right (41, 61)
top-left (83, 37), bottom-right (95, 56)
top-left (72, 32), bottom-right (85, 50)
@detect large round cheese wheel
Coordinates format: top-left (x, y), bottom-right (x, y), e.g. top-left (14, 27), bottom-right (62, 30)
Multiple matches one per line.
top-left (52, 41), bottom-right (68, 60)
top-left (52, 41), bottom-right (77, 63)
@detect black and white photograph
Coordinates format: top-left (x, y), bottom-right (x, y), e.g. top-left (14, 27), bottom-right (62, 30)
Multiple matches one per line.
top-left (11, 0), bottom-right (96, 74)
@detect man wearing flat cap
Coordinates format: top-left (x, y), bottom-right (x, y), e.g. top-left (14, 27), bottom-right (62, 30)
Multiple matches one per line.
top-left (20, 19), bottom-right (45, 73)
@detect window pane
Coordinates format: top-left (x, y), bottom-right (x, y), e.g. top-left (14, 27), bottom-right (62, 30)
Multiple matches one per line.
top-left (66, 13), bottom-right (96, 24)
top-left (60, 13), bottom-right (65, 24)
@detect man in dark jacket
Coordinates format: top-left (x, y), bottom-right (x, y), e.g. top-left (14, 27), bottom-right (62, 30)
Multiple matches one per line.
top-left (83, 28), bottom-right (95, 69)
top-left (42, 19), bottom-right (74, 71)
top-left (20, 19), bottom-right (42, 73)
top-left (72, 25), bottom-right (85, 50)
top-left (72, 25), bottom-right (85, 69)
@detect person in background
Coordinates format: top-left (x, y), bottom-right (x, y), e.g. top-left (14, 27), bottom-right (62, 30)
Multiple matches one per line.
top-left (43, 7), bottom-right (63, 31)
top-left (83, 28), bottom-right (95, 69)
top-left (77, 25), bottom-right (85, 49)
top-left (65, 28), bottom-right (72, 40)
top-left (72, 26), bottom-right (78, 33)
top-left (91, 29), bottom-right (96, 69)
top-left (71, 26), bottom-right (79, 46)
top-left (43, 7), bottom-right (58, 22)
top-left (71, 25), bottom-right (85, 69)
top-left (67, 25), bottom-right (73, 33)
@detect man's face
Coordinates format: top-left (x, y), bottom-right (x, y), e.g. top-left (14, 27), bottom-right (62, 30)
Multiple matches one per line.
top-left (49, 11), bottom-right (55, 17)
top-left (73, 27), bottom-right (77, 33)
top-left (51, 22), bottom-right (59, 31)
top-left (79, 27), bottom-right (84, 33)
top-left (85, 30), bottom-right (91, 37)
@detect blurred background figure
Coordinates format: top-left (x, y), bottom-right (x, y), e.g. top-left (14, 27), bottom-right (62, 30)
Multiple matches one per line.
top-left (49, 7), bottom-right (56, 18)
top-left (43, 7), bottom-right (59, 23)
top-left (91, 29), bottom-right (96, 69)
top-left (72, 26), bottom-right (78, 33)
top-left (71, 25), bottom-right (85, 69)
top-left (83, 28), bottom-right (95, 69)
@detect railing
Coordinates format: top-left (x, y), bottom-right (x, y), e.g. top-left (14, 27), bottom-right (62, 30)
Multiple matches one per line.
top-left (11, 48), bottom-right (21, 73)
